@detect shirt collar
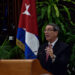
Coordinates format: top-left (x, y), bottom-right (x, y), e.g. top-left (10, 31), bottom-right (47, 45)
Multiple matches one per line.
top-left (48, 38), bottom-right (58, 48)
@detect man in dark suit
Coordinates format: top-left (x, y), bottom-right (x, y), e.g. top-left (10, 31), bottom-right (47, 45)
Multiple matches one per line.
top-left (37, 23), bottom-right (71, 75)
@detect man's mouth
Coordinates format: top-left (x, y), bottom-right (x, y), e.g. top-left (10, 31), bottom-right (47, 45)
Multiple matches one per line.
top-left (45, 34), bottom-right (50, 38)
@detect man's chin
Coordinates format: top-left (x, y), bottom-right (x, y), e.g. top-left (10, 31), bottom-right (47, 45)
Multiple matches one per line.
top-left (46, 38), bottom-right (50, 41)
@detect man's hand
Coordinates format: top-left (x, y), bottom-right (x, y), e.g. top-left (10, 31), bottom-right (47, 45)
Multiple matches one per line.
top-left (45, 46), bottom-right (56, 62)
top-left (45, 46), bottom-right (54, 58)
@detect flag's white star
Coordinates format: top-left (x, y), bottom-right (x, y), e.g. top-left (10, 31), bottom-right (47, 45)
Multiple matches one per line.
top-left (22, 4), bottom-right (31, 16)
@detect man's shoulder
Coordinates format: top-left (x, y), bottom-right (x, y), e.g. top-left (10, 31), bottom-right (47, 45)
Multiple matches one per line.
top-left (40, 42), bottom-right (48, 48)
top-left (57, 40), bottom-right (69, 48)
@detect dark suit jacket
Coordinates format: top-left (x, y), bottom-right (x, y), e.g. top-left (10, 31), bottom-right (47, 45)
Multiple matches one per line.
top-left (37, 40), bottom-right (71, 75)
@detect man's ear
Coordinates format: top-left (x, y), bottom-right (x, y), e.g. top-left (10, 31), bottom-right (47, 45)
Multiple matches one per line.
top-left (55, 31), bottom-right (58, 36)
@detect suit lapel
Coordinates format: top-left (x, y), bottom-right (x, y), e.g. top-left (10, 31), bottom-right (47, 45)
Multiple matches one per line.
top-left (53, 40), bottom-right (66, 56)
top-left (44, 43), bottom-right (48, 60)
top-left (53, 40), bottom-right (62, 55)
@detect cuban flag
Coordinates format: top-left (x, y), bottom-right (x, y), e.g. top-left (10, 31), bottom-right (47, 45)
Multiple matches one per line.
top-left (16, 0), bottom-right (39, 59)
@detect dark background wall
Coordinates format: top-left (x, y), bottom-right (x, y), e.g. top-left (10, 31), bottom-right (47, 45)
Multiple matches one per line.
top-left (0, 0), bottom-right (22, 45)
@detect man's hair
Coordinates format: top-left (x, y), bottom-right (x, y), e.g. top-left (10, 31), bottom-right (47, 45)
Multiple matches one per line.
top-left (47, 23), bottom-right (60, 32)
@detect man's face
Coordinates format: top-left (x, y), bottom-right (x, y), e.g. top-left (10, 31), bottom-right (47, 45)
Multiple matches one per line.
top-left (44, 25), bottom-right (58, 42)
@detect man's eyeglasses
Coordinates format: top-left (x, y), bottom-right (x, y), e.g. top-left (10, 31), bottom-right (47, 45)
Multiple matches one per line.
top-left (44, 29), bottom-right (54, 32)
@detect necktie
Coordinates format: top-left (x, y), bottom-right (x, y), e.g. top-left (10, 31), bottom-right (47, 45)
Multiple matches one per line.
top-left (46, 44), bottom-right (52, 61)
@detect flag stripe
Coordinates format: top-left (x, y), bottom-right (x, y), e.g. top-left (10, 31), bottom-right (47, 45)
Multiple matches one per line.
top-left (26, 31), bottom-right (39, 55)
top-left (17, 28), bottom-right (25, 44)
top-left (25, 43), bottom-right (37, 59)
top-left (16, 28), bottom-right (25, 50)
